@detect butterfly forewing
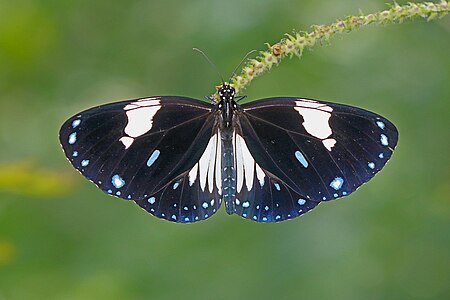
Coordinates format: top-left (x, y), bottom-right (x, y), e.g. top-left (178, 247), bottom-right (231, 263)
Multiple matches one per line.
top-left (235, 97), bottom-right (398, 210)
top-left (59, 96), bottom-right (222, 223)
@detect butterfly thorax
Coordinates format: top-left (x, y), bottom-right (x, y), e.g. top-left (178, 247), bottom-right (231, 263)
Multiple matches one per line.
top-left (217, 84), bottom-right (237, 128)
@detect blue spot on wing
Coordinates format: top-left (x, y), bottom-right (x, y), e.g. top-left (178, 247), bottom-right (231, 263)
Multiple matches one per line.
top-left (72, 119), bottom-right (81, 128)
top-left (376, 120), bottom-right (385, 130)
top-left (68, 132), bottom-right (77, 144)
top-left (147, 150), bottom-right (160, 167)
top-left (111, 175), bottom-right (125, 188)
top-left (295, 150), bottom-right (308, 168)
top-left (330, 177), bottom-right (344, 190)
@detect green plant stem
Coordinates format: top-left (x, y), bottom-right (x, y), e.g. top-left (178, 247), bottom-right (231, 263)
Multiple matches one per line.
top-left (230, 1), bottom-right (449, 94)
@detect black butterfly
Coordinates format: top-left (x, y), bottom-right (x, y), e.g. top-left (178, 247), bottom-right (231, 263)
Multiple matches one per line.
top-left (59, 83), bottom-right (398, 223)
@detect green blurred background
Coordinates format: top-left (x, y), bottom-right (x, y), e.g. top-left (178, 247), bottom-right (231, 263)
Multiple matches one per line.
top-left (0, 0), bottom-right (449, 299)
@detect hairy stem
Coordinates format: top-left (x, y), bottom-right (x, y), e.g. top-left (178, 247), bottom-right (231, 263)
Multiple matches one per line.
top-left (230, 1), bottom-right (449, 94)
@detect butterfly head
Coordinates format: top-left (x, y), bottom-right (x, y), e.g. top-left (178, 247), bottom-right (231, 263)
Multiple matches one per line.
top-left (218, 84), bottom-right (235, 102)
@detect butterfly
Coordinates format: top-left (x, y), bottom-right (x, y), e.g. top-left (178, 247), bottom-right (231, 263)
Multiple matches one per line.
top-left (59, 83), bottom-right (398, 223)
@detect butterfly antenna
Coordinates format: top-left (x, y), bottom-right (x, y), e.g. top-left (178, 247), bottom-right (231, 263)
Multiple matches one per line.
top-left (228, 50), bottom-right (257, 83)
top-left (193, 48), bottom-right (225, 84)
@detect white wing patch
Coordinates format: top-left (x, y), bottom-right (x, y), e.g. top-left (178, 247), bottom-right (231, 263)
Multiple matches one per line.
top-left (235, 133), bottom-right (244, 193)
top-left (294, 99), bottom-right (337, 151)
top-left (215, 131), bottom-right (222, 195)
top-left (120, 97), bottom-right (161, 148)
top-left (207, 133), bottom-right (217, 193)
top-left (322, 138), bottom-right (336, 152)
top-left (198, 134), bottom-right (214, 191)
top-left (188, 163), bottom-right (198, 186)
top-left (189, 132), bottom-right (221, 193)
top-left (235, 133), bottom-right (266, 193)
top-left (119, 136), bottom-right (134, 149)
top-left (255, 164), bottom-right (265, 187)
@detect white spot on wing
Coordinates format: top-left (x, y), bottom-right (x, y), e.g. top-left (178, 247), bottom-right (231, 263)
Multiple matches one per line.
top-left (235, 132), bottom-right (244, 193)
top-left (380, 134), bottom-right (389, 146)
top-left (235, 133), bottom-right (265, 192)
top-left (207, 134), bottom-right (217, 193)
top-left (238, 135), bottom-right (255, 191)
top-left (123, 98), bottom-right (160, 110)
top-left (188, 163), bottom-right (198, 186)
top-left (322, 138), bottom-right (336, 151)
top-left (199, 134), bottom-right (216, 191)
top-left (255, 164), bottom-right (265, 187)
top-left (121, 98), bottom-right (161, 141)
top-left (294, 99), bottom-right (333, 139)
top-left (120, 136), bottom-right (134, 149)
top-left (215, 131), bottom-right (222, 194)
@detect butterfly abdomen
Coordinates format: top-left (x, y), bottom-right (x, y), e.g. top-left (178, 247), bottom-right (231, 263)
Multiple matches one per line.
top-left (221, 126), bottom-right (236, 215)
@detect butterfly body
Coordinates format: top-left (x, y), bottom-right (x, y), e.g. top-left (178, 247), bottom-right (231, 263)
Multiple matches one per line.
top-left (59, 83), bottom-right (398, 223)
top-left (217, 85), bottom-right (239, 214)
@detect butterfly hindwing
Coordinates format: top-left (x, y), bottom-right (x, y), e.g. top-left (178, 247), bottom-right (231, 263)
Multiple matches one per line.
top-left (230, 97), bottom-right (398, 221)
top-left (134, 130), bottom-right (223, 223)
top-left (232, 130), bottom-right (319, 222)
top-left (59, 96), bottom-right (222, 223)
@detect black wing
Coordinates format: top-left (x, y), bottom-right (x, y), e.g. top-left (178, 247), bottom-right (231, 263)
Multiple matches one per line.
top-left (59, 96), bottom-right (222, 223)
top-left (232, 97), bottom-right (398, 222)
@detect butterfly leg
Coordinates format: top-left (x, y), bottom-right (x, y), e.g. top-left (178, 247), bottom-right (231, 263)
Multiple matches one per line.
top-left (234, 95), bottom-right (247, 103)
top-left (204, 95), bottom-right (217, 104)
